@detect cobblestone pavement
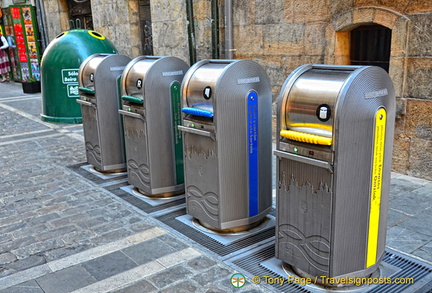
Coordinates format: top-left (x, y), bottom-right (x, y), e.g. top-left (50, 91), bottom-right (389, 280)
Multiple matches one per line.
top-left (0, 82), bottom-right (431, 292)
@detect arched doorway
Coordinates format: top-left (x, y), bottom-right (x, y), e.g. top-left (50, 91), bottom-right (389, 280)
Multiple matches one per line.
top-left (350, 24), bottom-right (392, 72)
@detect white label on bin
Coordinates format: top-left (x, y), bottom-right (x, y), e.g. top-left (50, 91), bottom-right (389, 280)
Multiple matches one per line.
top-left (62, 69), bottom-right (79, 84)
top-left (67, 84), bottom-right (80, 98)
top-left (364, 88), bottom-right (388, 99)
top-left (237, 77), bottom-right (260, 85)
top-left (162, 70), bottom-right (183, 77)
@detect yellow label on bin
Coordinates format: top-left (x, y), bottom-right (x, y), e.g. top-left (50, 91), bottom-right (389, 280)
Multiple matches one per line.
top-left (366, 108), bottom-right (386, 268)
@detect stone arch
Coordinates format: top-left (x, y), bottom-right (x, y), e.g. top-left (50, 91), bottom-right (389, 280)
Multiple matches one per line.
top-left (325, 7), bottom-right (410, 98)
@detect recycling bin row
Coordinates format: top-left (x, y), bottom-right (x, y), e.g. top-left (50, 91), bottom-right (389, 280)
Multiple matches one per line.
top-left (76, 54), bottom-right (395, 282)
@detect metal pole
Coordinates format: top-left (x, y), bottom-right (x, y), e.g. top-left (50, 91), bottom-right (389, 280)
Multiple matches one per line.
top-left (35, 0), bottom-right (49, 52)
top-left (224, 0), bottom-right (233, 59)
top-left (211, 0), bottom-right (219, 59)
top-left (185, 0), bottom-right (197, 65)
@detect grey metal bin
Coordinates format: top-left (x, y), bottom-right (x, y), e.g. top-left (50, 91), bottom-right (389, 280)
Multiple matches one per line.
top-left (77, 53), bottom-right (131, 172)
top-left (275, 64), bottom-right (396, 280)
top-left (179, 59), bottom-right (272, 232)
top-left (119, 56), bottom-right (189, 197)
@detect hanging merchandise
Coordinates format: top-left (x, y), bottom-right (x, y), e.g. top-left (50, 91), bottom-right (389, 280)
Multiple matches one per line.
top-left (5, 5), bottom-right (41, 82)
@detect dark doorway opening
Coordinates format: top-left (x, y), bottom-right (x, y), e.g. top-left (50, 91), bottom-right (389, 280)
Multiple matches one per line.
top-left (67, 0), bottom-right (93, 30)
top-left (139, 0), bottom-right (153, 55)
top-left (350, 24), bottom-right (391, 72)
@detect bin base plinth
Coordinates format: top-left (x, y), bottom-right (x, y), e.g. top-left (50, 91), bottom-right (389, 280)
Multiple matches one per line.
top-left (41, 114), bottom-right (82, 124)
top-left (195, 218), bottom-right (265, 234)
top-left (135, 188), bottom-right (184, 198)
top-left (93, 166), bottom-right (126, 174)
top-left (283, 262), bottom-right (379, 290)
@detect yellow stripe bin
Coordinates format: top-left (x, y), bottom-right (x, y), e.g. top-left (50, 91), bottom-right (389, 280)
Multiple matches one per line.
top-left (274, 64), bottom-right (396, 283)
top-left (280, 130), bottom-right (332, 145)
top-left (366, 108), bottom-right (387, 268)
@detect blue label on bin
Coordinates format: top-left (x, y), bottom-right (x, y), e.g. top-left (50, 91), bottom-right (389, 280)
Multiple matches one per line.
top-left (248, 91), bottom-right (259, 217)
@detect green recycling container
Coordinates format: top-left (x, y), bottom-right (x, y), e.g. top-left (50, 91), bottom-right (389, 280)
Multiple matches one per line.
top-left (40, 29), bottom-right (118, 123)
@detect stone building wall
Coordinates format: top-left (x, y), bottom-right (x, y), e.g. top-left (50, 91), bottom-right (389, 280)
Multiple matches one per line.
top-left (231, 0), bottom-right (432, 180)
top-left (42, 0), bottom-right (141, 58)
top-left (322, 1), bottom-right (432, 180)
top-left (91, 0), bottom-right (141, 58)
top-left (42, 0), bottom-right (69, 41)
top-left (150, 0), bottom-right (189, 63)
top-left (150, 0), bottom-right (222, 65)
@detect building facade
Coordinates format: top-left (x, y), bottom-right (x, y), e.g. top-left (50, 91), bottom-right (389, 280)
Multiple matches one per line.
top-left (1, 0), bottom-right (431, 180)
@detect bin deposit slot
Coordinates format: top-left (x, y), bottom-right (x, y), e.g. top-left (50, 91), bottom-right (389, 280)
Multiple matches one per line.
top-left (76, 99), bottom-right (94, 108)
top-left (79, 87), bottom-right (95, 95)
top-left (280, 129), bottom-right (332, 146)
top-left (122, 95), bottom-right (143, 105)
top-left (182, 107), bottom-right (213, 118)
top-left (274, 150), bottom-right (333, 172)
top-left (178, 125), bottom-right (215, 140)
top-left (119, 109), bottom-right (144, 120)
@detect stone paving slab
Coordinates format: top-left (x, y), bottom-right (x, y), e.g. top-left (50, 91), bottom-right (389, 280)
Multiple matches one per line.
top-left (3, 97), bottom-right (43, 118)
top-left (0, 106), bottom-right (49, 136)
top-left (0, 82), bottom-right (38, 99)
top-left (387, 173), bottom-right (432, 263)
top-left (36, 265), bottom-right (97, 293)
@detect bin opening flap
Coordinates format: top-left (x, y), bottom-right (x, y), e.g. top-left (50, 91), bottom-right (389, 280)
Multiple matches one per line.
top-left (122, 95), bottom-right (143, 105)
top-left (79, 87), bottom-right (95, 95)
top-left (182, 107), bottom-right (213, 118)
top-left (280, 130), bottom-right (332, 146)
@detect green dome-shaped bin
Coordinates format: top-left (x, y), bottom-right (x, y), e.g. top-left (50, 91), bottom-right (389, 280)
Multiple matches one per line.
top-left (41, 29), bottom-right (118, 123)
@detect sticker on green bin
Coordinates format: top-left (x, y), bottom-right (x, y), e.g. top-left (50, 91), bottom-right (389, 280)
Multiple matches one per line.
top-left (62, 69), bottom-right (79, 84)
top-left (62, 69), bottom-right (80, 98)
top-left (171, 81), bottom-right (184, 185)
top-left (67, 84), bottom-right (80, 98)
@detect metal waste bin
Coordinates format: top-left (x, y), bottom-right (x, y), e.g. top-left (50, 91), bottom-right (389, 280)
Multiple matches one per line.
top-left (275, 64), bottom-right (395, 280)
top-left (179, 59), bottom-right (272, 231)
top-left (77, 53), bottom-right (131, 172)
top-left (119, 56), bottom-right (189, 197)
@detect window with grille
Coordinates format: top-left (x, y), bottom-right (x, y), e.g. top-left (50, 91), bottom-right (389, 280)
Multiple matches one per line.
top-left (350, 25), bottom-right (391, 72)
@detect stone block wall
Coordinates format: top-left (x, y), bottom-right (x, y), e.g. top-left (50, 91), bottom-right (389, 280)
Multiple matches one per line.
top-left (91, 0), bottom-right (141, 58)
top-left (150, 0), bottom-right (189, 64)
top-left (42, 0), bottom-right (141, 58)
top-left (43, 0), bottom-right (69, 41)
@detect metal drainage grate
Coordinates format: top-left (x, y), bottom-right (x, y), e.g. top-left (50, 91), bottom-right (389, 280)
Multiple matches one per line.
top-left (176, 214), bottom-right (275, 246)
top-left (225, 244), bottom-right (432, 293)
top-left (68, 162), bottom-right (128, 185)
top-left (156, 208), bottom-right (275, 258)
top-left (103, 182), bottom-right (186, 215)
top-left (68, 163), bottom-right (186, 214)
top-left (120, 185), bottom-right (185, 207)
